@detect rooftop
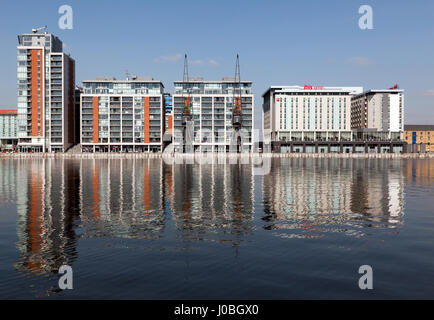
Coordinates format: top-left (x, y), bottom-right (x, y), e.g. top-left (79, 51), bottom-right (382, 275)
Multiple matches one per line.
top-left (353, 89), bottom-right (404, 98)
top-left (404, 125), bottom-right (434, 131)
top-left (84, 77), bottom-right (161, 83)
top-left (262, 85), bottom-right (363, 97)
top-left (174, 77), bottom-right (252, 84)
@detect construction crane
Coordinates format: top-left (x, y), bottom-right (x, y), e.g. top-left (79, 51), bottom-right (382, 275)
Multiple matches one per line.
top-left (182, 54), bottom-right (193, 153)
top-left (32, 26), bottom-right (47, 34)
top-left (232, 54), bottom-right (242, 131)
top-left (230, 54), bottom-right (243, 153)
top-left (182, 54), bottom-right (192, 126)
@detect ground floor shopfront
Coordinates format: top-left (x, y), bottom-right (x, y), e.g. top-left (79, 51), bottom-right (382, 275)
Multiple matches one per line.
top-left (271, 141), bottom-right (407, 154)
top-left (81, 144), bottom-right (162, 153)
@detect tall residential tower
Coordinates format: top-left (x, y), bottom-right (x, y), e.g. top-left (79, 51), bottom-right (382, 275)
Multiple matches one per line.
top-left (17, 29), bottom-right (76, 152)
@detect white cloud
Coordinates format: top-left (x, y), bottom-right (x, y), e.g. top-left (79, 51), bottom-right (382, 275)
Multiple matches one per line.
top-left (422, 90), bottom-right (434, 96)
top-left (190, 59), bottom-right (204, 65)
top-left (346, 56), bottom-right (373, 66)
top-left (154, 54), bottom-right (182, 63)
top-left (191, 59), bottom-right (219, 66)
top-left (154, 55), bottom-right (218, 66)
top-left (208, 59), bottom-right (219, 66)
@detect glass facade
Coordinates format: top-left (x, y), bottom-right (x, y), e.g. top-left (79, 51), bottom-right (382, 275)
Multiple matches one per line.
top-left (172, 80), bottom-right (254, 152)
top-left (81, 80), bottom-right (164, 152)
top-left (16, 32), bottom-right (73, 152)
top-left (0, 113), bottom-right (17, 138)
top-left (274, 91), bottom-right (353, 142)
top-left (83, 81), bottom-right (163, 95)
top-left (174, 81), bottom-right (252, 95)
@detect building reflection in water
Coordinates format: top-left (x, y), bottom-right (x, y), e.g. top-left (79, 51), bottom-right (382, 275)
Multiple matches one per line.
top-left (170, 162), bottom-right (254, 244)
top-left (0, 160), bottom-right (18, 206)
top-left (11, 157), bottom-right (412, 275)
top-left (79, 159), bottom-right (166, 238)
top-left (262, 158), bottom-right (405, 238)
top-left (13, 158), bottom-right (256, 277)
top-left (404, 159), bottom-right (434, 186)
top-left (15, 159), bottom-right (79, 275)
top-left (78, 159), bottom-right (255, 244)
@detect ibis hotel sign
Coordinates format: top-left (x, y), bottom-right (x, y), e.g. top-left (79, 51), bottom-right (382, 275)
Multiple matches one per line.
top-left (304, 85), bottom-right (324, 90)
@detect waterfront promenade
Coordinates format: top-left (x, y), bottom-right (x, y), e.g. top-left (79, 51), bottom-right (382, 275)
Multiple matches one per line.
top-left (1, 152), bottom-right (432, 160)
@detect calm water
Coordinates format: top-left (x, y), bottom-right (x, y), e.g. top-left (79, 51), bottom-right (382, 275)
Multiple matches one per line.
top-left (0, 158), bottom-right (433, 299)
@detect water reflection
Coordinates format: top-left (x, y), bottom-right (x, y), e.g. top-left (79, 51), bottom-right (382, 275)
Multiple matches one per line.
top-left (79, 159), bottom-right (166, 238)
top-left (9, 157), bottom-right (412, 276)
top-left (0, 160), bottom-right (18, 206)
top-left (171, 163), bottom-right (254, 242)
top-left (15, 160), bottom-right (79, 275)
top-left (262, 158), bottom-right (405, 239)
top-left (404, 159), bottom-right (434, 186)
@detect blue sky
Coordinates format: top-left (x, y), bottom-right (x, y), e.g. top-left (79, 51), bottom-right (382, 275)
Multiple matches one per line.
top-left (1, 0), bottom-right (433, 127)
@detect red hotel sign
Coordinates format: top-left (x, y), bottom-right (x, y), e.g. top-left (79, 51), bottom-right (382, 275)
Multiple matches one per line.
top-left (304, 85), bottom-right (324, 90)
top-left (0, 110), bottom-right (17, 115)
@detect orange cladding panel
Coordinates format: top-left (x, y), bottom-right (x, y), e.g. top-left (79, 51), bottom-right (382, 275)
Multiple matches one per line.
top-left (168, 115), bottom-right (173, 134)
top-left (184, 97), bottom-right (191, 114)
top-left (40, 50), bottom-right (43, 137)
top-left (31, 50), bottom-right (39, 136)
top-left (93, 97), bottom-right (99, 143)
top-left (144, 97), bottom-right (150, 143)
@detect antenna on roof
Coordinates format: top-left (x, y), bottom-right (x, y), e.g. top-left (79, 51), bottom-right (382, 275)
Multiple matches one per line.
top-left (183, 54), bottom-right (189, 83)
top-left (32, 26), bottom-right (47, 34)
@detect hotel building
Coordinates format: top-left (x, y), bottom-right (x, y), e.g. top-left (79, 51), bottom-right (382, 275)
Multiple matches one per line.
top-left (80, 77), bottom-right (165, 152)
top-left (404, 125), bottom-right (434, 153)
top-left (17, 31), bottom-right (76, 152)
top-left (263, 85), bottom-right (363, 141)
top-left (172, 78), bottom-right (254, 152)
top-left (351, 89), bottom-right (404, 141)
top-left (263, 85), bottom-right (407, 153)
top-left (0, 110), bottom-right (18, 150)
top-left (262, 85), bottom-right (362, 152)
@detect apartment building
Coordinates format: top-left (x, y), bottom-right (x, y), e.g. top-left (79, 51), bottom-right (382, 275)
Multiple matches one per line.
top-left (351, 89), bottom-right (404, 141)
top-left (17, 30), bottom-right (76, 152)
top-left (0, 110), bottom-right (18, 150)
top-left (75, 86), bottom-right (83, 144)
top-left (404, 125), bottom-right (434, 153)
top-left (80, 77), bottom-right (165, 152)
top-left (172, 77), bottom-right (254, 152)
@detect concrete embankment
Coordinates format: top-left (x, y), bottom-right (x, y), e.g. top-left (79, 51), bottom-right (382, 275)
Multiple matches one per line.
top-left (1, 152), bottom-right (433, 160)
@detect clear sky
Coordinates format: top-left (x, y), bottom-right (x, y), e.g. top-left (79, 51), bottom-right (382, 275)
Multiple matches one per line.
top-left (1, 0), bottom-right (433, 128)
